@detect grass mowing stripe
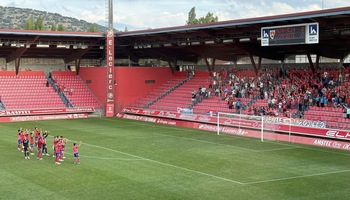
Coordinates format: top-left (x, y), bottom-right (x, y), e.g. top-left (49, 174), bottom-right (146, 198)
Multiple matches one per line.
top-left (256, 146), bottom-right (301, 152)
top-left (109, 118), bottom-right (350, 156)
top-left (64, 152), bottom-right (145, 161)
top-left (244, 169), bottom-right (350, 185)
top-left (153, 132), bottom-right (257, 152)
top-left (153, 132), bottom-right (301, 153)
top-left (83, 141), bottom-right (245, 185)
top-left (262, 140), bottom-right (350, 157)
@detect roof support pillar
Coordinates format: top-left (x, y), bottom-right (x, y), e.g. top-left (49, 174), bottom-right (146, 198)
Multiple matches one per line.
top-left (258, 56), bottom-right (262, 71)
top-left (166, 57), bottom-right (176, 74)
top-left (339, 54), bottom-right (344, 68)
top-left (249, 53), bottom-right (258, 76)
top-left (306, 52), bottom-right (316, 74)
top-left (203, 56), bottom-right (215, 72)
top-left (315, 54), bottom-right (320, 71)
top-left (211, 58), bottom-right (216, 71)
top-left (75, 58), bottom-right (81, 75)
top-left (15, 58), bottom-right (21, 76)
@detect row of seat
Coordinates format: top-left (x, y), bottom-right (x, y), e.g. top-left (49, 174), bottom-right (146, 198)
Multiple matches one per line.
top-left (54, 75), bottom-right (102, 108)
top-left (0, 75), bottom-right (65, 109)
top-left (150, 77), bottom-right (209, 112)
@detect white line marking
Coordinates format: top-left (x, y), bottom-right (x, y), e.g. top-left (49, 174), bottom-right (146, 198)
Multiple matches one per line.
top-left (262, 140), bottom-right (350, 156)
top-left (244, 169), bottom-right (350, 185)
top-left (256, 146), bottom-right (300, 152)
top-left (64, 152), bottom-right (144, 161)
top-left (83, 142), bottom-right (244, 185)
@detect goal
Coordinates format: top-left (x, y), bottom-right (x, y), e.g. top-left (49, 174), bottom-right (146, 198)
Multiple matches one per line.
top-left (217, 112), bottom-right (279, 141)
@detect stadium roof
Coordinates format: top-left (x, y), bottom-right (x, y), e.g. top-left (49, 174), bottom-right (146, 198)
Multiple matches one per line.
top-left (0, 6), bottom-right (349, 64)
top-left (115, 6), bottom-right (350, 62)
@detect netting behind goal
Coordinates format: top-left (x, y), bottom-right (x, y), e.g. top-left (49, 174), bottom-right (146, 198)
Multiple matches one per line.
top-left (217, 112), bottom-right (279, 141)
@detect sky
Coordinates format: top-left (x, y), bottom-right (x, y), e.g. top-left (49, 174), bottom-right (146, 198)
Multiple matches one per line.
top-left (1, 0), bottom-right (350, 30)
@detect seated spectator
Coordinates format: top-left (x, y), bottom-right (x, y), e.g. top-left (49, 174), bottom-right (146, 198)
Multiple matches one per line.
top-left (228, 99), bottom-right (233, 109)
top-left (191, 91), bottom-right (196, 102)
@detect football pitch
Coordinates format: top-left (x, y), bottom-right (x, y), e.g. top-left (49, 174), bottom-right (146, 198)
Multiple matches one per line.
top-left (0, 118), bottom-right (350, 200)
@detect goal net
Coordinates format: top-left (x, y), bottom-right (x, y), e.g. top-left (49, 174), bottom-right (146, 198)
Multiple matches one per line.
top-left (217, 112), bottom-right (279, 141)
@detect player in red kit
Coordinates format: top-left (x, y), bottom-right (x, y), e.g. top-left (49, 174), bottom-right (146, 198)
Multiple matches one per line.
top-left (37, 135), bottom-right (43, 160)
top-left (34, 127), bottom-right (39, 147)
top-left (42, 131), bottom-right (49, 156)
top-left (73, 141), bottom-right (82, 164)
top-left (53, 136), bottom-right (59, 158)
top-left (29, 131), bottom-right (35, 155)
top-left (17, 130), bottom-right (23, 151)
top-left (54, 139), bottom-right (62, 165)
top-left (60, 136), bottom-right (67, 159)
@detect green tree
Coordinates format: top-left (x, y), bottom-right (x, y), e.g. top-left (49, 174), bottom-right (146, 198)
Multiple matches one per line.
top-left (186, 7), bottom-right (198, 25)
top-left (87, 23), bottom-right (99, 32)
top-left (50, 23), bottom-right (57, 31)
top-left (57, 24), bottom-right (66, 31)
top-left (34, 15), bottom-right (44, 30)
top-left (24, 16), bottom-right (35, 30)
top-left (186, 7), bottom-right (218, 25)
top-left (198, 12), bottom-right (218, 24)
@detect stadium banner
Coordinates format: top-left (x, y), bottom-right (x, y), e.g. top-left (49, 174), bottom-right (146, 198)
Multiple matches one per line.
top-left (0, 107), bottom-right (94, 117)
top-left (123, 108), bottom-right (350, 141)
top-left (116, 113), bottom-right (350, 151)
top-left (106, 103), bottom-right (114, 117)
top-left (106, 30), bottom-right (115, 117)
top-left (0, 113), bottom-right (88, 123)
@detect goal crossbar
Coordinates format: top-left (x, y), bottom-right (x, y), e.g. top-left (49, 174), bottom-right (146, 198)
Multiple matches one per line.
top-left (217, 112), bottom-right (264, 141)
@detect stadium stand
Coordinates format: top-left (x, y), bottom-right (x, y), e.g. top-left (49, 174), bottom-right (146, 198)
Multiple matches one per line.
top-left (148, 75), bottom-right (210, 112)
top-left (131, 66), bottom-right (350, 129)
top-left (51, 71), bottom-right (102, 109)
top-left (131, 77), bottom-right (188, 108)
top-left (0, 71), bottom-right (65, 109)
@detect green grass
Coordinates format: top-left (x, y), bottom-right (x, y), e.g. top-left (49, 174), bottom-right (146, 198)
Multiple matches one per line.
top-left (0, 118), bottom-right (350, 200)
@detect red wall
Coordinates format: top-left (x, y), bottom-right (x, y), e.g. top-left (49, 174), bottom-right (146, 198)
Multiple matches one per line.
top-left (79, 66), bottom-right (175, 110)
top-left (115, 67), bottom-right (174, 109)
top-left (79, 67), bottom-right (107, 106)
top-left (0, 71), bottom-right (16, 76)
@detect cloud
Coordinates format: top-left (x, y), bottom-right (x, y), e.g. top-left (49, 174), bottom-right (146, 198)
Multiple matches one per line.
top-left (1, 0), bottom-right (350, 30)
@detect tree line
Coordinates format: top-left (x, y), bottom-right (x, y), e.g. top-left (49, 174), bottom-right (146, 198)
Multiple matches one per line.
top-left (23, 15), bottom-right (100, 32)
top-left (23, 7), bottom-right (218, 32)
top-left (186, 7), bottom-right (218, 25)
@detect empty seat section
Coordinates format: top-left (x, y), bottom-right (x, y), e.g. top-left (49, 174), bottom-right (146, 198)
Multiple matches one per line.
top-left (149, 77), bottom-right (210, 112)
top-left (0, 73), bottom-right (65, 109)
top-left (131, 77), bottom-right (185, 107)
top-left (52, 74), bottom-right (102, 109)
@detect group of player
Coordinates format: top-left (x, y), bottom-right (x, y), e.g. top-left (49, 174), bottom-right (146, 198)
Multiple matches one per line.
top-left (17, 127), bottom-right (81, 165)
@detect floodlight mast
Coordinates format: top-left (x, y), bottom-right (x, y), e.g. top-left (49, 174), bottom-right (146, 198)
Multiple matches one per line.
top-left (105, 0), bottom-right (115, 117)
top-left (108, 0), bottom-right (113, 31)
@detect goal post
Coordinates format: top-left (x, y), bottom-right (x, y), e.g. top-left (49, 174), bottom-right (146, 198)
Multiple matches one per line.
top-left (217, 112), bottom-right (270, 141)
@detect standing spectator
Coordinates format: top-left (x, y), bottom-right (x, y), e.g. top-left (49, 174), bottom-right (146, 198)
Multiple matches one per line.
top-left (344, 105), bottom-right (350, 119)
top-left (236, 99), bottom-right (241, 112)
top-left (338, 71), bottom-right (343, 85)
